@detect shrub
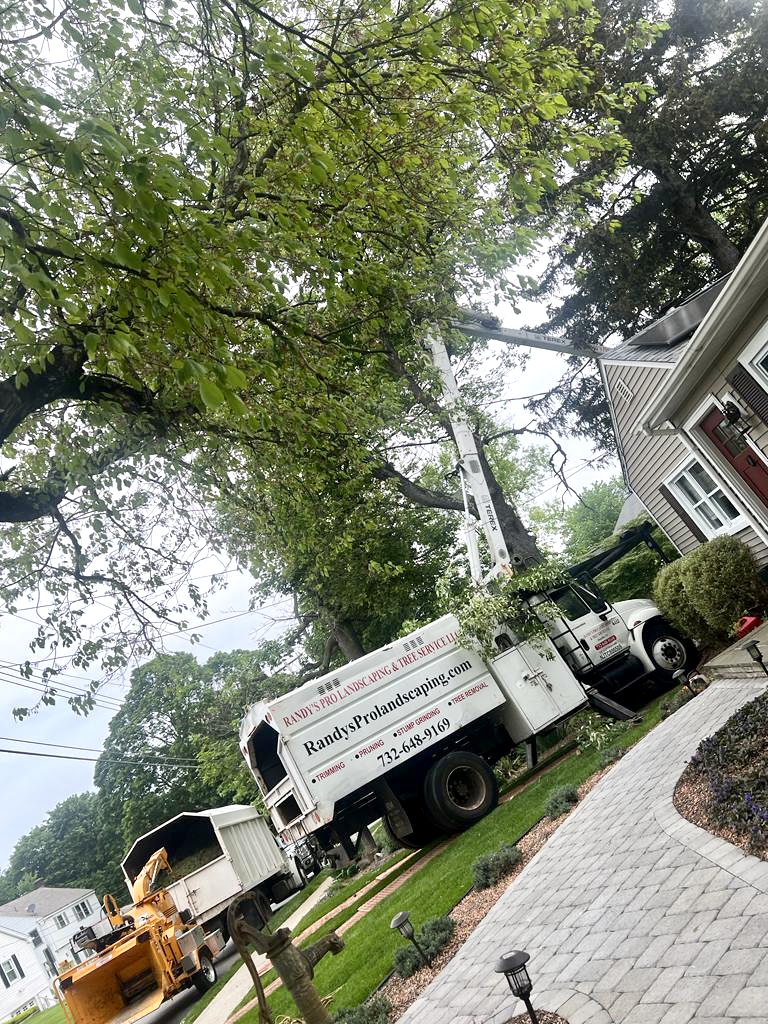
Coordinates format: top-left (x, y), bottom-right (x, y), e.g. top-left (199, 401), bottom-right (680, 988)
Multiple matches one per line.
top-left (598, 745), bottom-right (626, 768)
top-left (471, 842), bottom-right (522, 890)
top-left (569, 708), bottom-right (629, 752)
top-left (333, 996), bottom-right (391, 1024)
top-left (679, 535), bottom-right (768, 636)
top-left (689, 690), bottom-right (768, 855)
top-left (660, 686), bottom-right (697, 720)
top-left (545, 784), bottom-right (579, 820)
top-left (393, 916), bottom-right (455, 977)
top-left (653, 559), bottom-right (710, 640)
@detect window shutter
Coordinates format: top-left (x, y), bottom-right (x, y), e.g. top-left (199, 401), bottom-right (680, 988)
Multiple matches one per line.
top-left (659, 484), bottom-right (708, 543)
top-left (0, 964), bottom-right (9, 989)
top-left (12, 955), bottom-right (24, 979)
top-left (725, 363), bottom-right (768, 424)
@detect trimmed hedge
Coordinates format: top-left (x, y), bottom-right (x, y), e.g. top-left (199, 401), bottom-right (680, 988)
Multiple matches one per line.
top-left (653, 535), bottom-right (768, 640)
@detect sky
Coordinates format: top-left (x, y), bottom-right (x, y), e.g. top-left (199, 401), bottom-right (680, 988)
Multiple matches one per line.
top-left (0, 305), bottom-right (620, 874)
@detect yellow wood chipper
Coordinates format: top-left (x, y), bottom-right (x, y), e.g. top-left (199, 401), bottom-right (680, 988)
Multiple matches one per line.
top-left (56, 849), bottom-right (225, 1024)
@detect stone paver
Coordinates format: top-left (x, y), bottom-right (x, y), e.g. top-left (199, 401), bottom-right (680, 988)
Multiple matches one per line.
top-left (398, 678), bottom-right (767, 1023)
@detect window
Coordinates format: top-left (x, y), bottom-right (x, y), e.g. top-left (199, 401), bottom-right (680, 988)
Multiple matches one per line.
top-left (29, 930), bottom-right (42, 947)
top-left (73, 900), bottom-right (91, 921)
top-left (54, 912), bottom-right (69, 929)
top-left (670, 460), bottom-right (743, 535)
top-left (550, 583), bottom-right (608, 622)
top-left (0, 956), bottom-right (24, 987)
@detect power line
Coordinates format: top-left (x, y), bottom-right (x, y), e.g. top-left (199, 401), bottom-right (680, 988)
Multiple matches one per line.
top-left (0, 736), bottom-right (199, 765)
top-left (0, 672), bottom-right (122, 713)
top-left (0, 668), bottom-right (123, 709)
top-left (0, 747), bottom-right (202, 769)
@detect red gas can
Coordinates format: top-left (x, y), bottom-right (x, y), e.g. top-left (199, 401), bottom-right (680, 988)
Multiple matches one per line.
top-left (736, 615), bottom-right (763, 639)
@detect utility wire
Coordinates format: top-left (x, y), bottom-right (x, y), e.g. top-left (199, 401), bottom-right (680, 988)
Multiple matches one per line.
top-left (0, 667), bottom-right (123, 708)
top-left (0, 736), bottom-right (200, 765)
top-left (0, 673), bottom-right (123, 713)
top-left (0, 747), bottom-right (202, 769)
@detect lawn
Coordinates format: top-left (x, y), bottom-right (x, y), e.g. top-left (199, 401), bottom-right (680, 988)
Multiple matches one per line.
top-left (247, 694), bottom-right (666, 1021)
top-left (8, 1007), bottom-right (67, 1024)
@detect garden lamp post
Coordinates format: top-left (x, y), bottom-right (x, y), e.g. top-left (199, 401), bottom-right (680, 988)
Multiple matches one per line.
top-left (390, 911), bottom-right (429, 966)
top-left (495, 950), bottom-right (539, 1024)
top-left (744, 639), bottom-right (768, 678)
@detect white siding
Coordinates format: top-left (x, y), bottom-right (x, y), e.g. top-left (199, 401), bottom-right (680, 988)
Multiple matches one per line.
top-left (0, 932), bottom-right (54, 1018)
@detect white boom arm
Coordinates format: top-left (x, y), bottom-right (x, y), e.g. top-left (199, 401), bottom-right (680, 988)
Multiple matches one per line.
top-left (426, 327), bottom-right (514, 585)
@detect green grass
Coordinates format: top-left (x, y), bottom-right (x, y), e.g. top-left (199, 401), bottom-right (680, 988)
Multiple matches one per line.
top-left (247, 695), bottom-right (665, 1021)
top-left (14, 1007), bottom-right (65, 1024)
top-left (269, 869), bottom-right (333, 931)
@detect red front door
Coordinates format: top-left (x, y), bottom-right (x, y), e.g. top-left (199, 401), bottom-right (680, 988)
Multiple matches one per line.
top-left (700, 407), bottom-right (768, 508)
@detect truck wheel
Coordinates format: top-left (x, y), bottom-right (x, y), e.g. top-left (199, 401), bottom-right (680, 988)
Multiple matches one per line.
top-left (192, 954), bottom-right (217, 994)
top-left (424, 751), bottom-right (498, 831)
top-left (383, 796), bottom-right (444, 850)
top-left (643, 620), bottom-right (696, 679)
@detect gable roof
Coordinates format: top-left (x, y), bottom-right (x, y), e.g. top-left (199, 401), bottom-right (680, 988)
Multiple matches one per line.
top-left (601, 335), bottom-right (687, 366)
top-left (0, 887), bottom-right (93, 918)
top-left (0, 917), bottom-right (35, 940)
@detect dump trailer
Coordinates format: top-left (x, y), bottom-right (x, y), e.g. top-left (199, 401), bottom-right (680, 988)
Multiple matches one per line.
top-left (120, 805), bottom-right (304, 939)
top-left (57, 850), bottom-right (226, 1024)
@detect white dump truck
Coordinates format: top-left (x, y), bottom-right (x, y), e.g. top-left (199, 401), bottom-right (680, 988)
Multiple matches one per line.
top-left (239, 329), bottom-right (695, 855)
top-left (120, 805), bottom-right (304, 940)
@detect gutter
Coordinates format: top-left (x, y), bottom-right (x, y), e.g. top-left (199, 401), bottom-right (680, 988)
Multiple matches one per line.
top-left (642, 217), bottom-right (768, 433)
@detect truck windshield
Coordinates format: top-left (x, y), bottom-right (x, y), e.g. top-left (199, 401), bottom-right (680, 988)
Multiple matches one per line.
top-left (551, 583), bottom-right (608, 621)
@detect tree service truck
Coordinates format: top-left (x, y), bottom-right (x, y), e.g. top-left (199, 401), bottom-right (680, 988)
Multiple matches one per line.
top-left (239, 329), bottom-right (695, 855)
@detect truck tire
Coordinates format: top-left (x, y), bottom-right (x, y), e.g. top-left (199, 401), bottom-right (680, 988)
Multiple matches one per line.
top-left (424, 751), bottom-right (498, 831)
top-left (383, 796), bottom-right (444, 850)
top-left (192, 953), bottom-right (217, 994)
top-left (642, 619), bottom-right (696, 680)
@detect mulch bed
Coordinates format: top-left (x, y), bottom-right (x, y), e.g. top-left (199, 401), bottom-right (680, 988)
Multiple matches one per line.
top-left (673, 762), bottom-right (768, 861)
top-left (383, 766), bottom-right (614, 1022)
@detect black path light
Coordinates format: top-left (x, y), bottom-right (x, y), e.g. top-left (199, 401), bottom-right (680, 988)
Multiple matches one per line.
top-left (495, 950), bottom-right (539, 1024)
top-left (744, 639), bottom-right (768, 678)
top-left (390, 911), bottom-right (429, 966)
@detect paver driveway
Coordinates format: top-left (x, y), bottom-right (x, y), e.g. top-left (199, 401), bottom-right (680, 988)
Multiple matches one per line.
top-left (399, 678), bottom-right (768, 1024)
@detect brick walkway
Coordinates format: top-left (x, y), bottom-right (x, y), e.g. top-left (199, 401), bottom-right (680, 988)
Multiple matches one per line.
top-left (398, 678), bottom-right (768, 1024)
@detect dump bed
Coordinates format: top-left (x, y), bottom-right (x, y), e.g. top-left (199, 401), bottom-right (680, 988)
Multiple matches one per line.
top-left (121, 806), bottom-right (286, 924)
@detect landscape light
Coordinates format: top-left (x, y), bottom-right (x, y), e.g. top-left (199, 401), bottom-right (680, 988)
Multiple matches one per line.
top-left (390, 911), bottom-right (429, 966)
top-left (495, 950), bottom-right (539, 1024)
top-left (744, 640), bottom-right (768, 677)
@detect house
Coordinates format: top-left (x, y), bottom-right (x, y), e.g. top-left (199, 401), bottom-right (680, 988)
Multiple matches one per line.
top-left (0, 886), bottom-right (101, 1017)
top-left (600, 216), bottom-right (768, 564)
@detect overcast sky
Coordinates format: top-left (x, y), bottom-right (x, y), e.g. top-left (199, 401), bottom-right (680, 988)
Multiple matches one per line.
top-left (0, 310), bottom-right (620, 874)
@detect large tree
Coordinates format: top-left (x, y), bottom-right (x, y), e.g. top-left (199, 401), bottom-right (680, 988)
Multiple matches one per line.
top-left (524, 0), bottom-right (768, 448)
top-left (0, 0), bottom-right (631, 694)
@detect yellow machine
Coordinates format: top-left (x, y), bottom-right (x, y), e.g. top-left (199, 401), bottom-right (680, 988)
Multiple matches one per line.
top-left (56, 849), bottom-right (225, 1024)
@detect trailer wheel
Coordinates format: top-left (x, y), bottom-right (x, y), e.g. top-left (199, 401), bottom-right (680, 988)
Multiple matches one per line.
top-left (642, 619), bottom-right (696, 679)
top-left (424, 752), bottom-right (498, 831)
top-left (383, 796), bottom-right (444, 850)
top-left (192, 953), bottom-right (217, 994)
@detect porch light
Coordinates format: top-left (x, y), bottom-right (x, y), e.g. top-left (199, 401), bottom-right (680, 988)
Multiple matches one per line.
top-left (495, 950), bottom-right (539, 1024)
top-left (744, 639), bottom-right (768, 677)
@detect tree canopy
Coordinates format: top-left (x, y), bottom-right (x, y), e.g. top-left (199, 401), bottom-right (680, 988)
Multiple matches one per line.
top-left (0, 0), bottom-right (634, 691)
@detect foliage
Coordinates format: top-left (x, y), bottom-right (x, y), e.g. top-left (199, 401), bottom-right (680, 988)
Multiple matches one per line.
top-left (654, 535), bottom-right (768, 641)
top-left (471, 842), bottom-right (522, 890)
top-left (4, 1008), bottom-right (39, 1024)
top-left (568, 708), bottom-right (629, 753)
top-left (598, 745), bottom-right (626, 768)
top-left (689, 691), bottom-right (768, 855)
top-left (526, 0), bottom-right (768, 450)
top-left (332, 996), bottom-right (391, 1024)
top-left (652, 560), bottom-right (710, 640)
top-left (0, 0), bottom-right (631, 686)
top-left (679, 536), bottom-right (768, 636)
top-left (455, 560), bottom-right (570, 659)
top-left (549, 479), bottom-right (629, 560)
top-left (393, 916), bottom-right (456, 977)
top-left (544, 785), bottom-right (580, 820)
top-left (660, 686), bottom-right (698, 720)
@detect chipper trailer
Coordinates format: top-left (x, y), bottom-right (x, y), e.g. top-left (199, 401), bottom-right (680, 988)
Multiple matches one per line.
top-left (56, 849), bottom-right (225, 1024)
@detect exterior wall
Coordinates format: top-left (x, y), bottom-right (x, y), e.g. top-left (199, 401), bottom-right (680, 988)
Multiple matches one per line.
top-left (666, 301), bottom-right (768, 565)
top-left (604, 362), bottom-right (702, 554)
top-left (0, 931), bottom-right (55, 1017)
top-left (39, 892), bottom-right (100, 970)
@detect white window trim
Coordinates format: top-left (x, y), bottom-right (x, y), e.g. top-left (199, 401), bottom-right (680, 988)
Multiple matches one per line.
top-left (1, 957), bottom-right (19, 984)
top-left (664, 455), bottom-right (749, 539)
top-left (678, 395), bottom-right (768, 548)
top-left (737, 312), bottom-right (768, 388)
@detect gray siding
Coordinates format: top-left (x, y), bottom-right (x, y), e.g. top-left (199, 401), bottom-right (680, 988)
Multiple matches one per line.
top-left (604, 362), bottom-right (700, 554)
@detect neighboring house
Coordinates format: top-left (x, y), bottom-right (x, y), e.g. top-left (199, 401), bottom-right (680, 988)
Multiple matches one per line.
top-left (600, 216), bottom-right (768, 565)
top-left (0, 886), bottom-right (101, 1017)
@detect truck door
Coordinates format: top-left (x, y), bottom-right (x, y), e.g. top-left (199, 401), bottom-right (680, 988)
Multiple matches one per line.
top-left (544, 579), bottom-right (631, 673)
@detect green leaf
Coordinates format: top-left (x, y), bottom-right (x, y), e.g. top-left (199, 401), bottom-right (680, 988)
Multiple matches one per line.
top-left (199, 378), bottom-right (225, 409)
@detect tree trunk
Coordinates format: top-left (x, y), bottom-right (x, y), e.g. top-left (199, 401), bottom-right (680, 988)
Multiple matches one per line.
top-left (649, 162), bottom-right (742, 272)
top-left (476, 444), bottom-right (543, 568)
top-left (331, 618), bottom-right (365, 660)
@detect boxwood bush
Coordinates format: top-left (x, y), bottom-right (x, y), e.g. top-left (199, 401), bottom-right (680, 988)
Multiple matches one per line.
top-left (653, 559), bottom-right (710, 640)
top-left (689, 690), bottom-right (768, 855)
top-left (653, 535), bottom-right (768, 640)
